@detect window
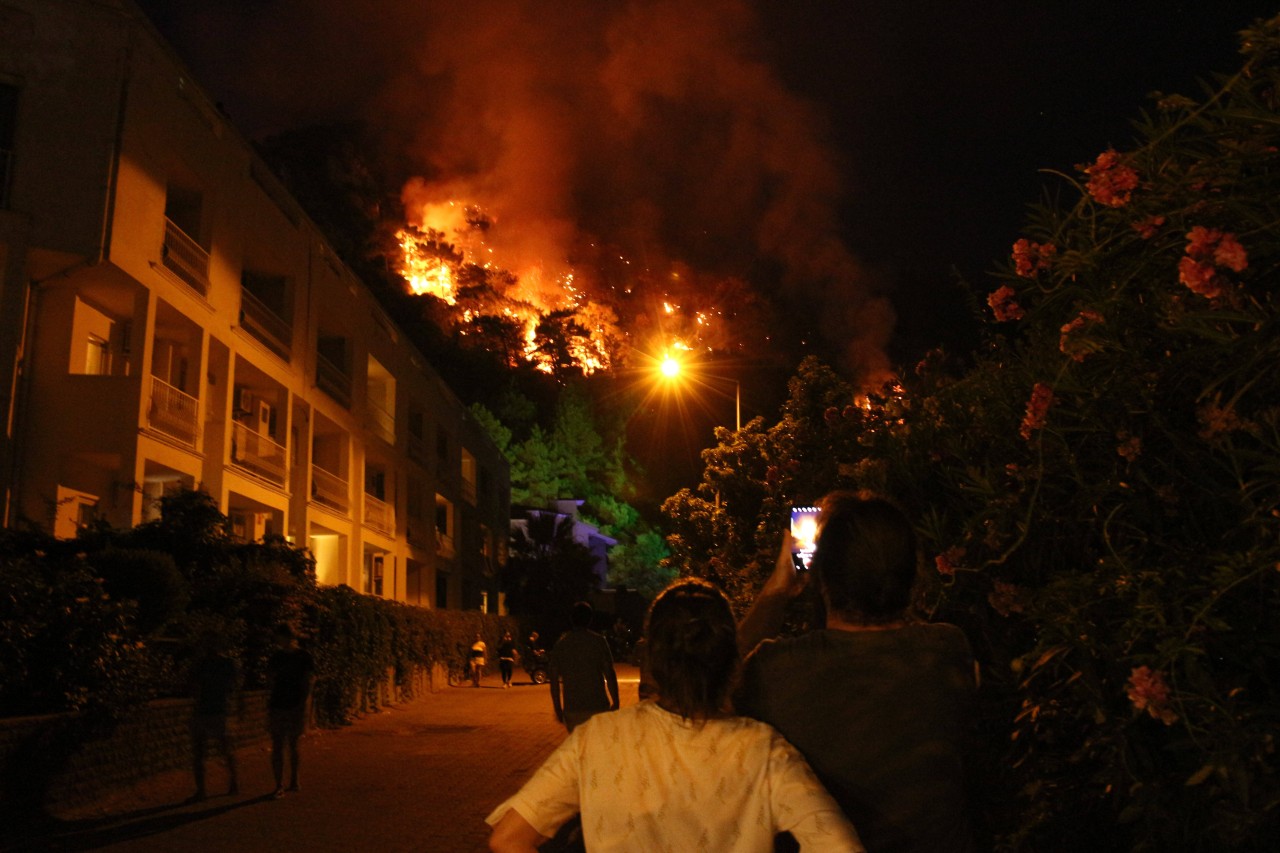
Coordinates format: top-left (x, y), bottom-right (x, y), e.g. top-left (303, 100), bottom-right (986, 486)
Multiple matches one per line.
top-left (69, 297), bottom-right (126, 376)
top-left (435, 572), bottom-right (449, 609)
top-left (363, 552), bottom-right (385, 597)
top-left (162, 184), bottom-right (209, 294)
top-left (435, 493), bottom-right (455, 555)
top-left (53, 486), bottom-right (98, 540)
top-left (0, 82), bottom-right (17, 208)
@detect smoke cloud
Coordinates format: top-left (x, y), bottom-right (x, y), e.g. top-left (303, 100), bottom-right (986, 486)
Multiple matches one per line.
top-left (150, 0), bottom-right (894, 381)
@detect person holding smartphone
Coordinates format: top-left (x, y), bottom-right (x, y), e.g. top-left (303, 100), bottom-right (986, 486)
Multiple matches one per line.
top-left (736, 491), bottom-right (978, 853)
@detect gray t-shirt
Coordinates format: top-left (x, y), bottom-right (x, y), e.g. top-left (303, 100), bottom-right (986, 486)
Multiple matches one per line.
top-left (737, 624), bottom-right (976, 853)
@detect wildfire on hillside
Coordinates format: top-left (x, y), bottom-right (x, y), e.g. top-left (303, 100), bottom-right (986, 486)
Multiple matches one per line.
top-left (395, 196), bottom-right (722, 377)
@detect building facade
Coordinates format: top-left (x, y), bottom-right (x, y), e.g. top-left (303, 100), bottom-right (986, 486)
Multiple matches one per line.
top-left (0, 0), bottom-right (509, 610)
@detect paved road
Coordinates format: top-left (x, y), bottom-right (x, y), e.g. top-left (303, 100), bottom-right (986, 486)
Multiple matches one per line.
top-left (15, 665), bottom-right (641, 853)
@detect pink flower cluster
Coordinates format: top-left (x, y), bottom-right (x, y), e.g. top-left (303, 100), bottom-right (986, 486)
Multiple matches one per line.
top-left (1126, 665), bottom-right (1178, 725)
top-left (935, 546), bottom-right (965, 577)
top-left (988, 581), bottom-right (1025, 617)
top-left (987, 285), bottom-right (1025, 322)
top-left (1012, 238), bottom-right (1056, 278)
top-left (1058, 309), bottom-right (1105, 362)
top-left (1116, 430), bottom-right (1142, 462)
top-left (1131, 214), bottom-right (1165, 240)
top-left (1082, 149), bottom-right (1140, 207)
top-left (1019, 383), bottom-right (1054, 440)
top-left (1179, 226), bottom-right (1248, 299)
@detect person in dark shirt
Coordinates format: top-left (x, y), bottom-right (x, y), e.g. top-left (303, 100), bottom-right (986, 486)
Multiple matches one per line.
top-left (266, 623), bottom-right (314, 798)
top-left (188, 631), bottom-right (240, 800)
top-left (736, 491), bottom-right (978, 853)
top-left (497, 631), bottom-right (518, 688)
top-left (548, 601), bottom-right (619, 731)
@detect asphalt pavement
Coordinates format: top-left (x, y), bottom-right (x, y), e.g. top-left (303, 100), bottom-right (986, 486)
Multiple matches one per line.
top-left (11, 665), bottom-right (642, 853)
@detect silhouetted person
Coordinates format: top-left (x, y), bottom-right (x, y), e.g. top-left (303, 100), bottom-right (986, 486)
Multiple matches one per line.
top-left (188, 630), bottom-right (240, 800)
top-left (266, 623), bottom-right (313, 798)
top-left (497, 631), bottom-right (517, 688)
top-left (737, 491), bottom-right (977, 853)
top-left (548, 601), bottom-right (619, 731)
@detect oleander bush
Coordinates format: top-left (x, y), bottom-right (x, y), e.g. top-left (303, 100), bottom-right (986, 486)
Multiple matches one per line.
top-left (665, 16), bottom-right (1280, 851)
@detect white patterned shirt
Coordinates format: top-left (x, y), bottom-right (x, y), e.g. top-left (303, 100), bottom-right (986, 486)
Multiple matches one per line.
top-left (485, 700), bottom-right (864, 852)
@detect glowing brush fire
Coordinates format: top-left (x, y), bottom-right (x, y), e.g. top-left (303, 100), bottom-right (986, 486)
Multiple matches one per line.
top-left (396, 198), bottom-right (716, 377)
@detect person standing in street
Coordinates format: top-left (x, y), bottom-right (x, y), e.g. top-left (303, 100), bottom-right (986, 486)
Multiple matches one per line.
top-left (548, 601), bottom-right (619, 731)
top-left (267, 623), bottom-right (314, 799)
top-left (497, 631), bottom-right (518, 688)
top-left (469, 633), bottom-right (487, 687)
top-left (188, 630), bottom-right (240, 801)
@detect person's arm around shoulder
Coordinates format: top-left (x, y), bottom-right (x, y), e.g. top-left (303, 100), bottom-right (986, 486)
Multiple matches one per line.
top-left (737, 531), bottom-right (810, 656)
top-left (600, 635), bottom-right (620, 711)
top-left (489, 809), bottom-right (549, 853)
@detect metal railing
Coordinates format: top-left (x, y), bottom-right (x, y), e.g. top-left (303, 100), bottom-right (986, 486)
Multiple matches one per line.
top-left (310, 464), bottom-right (349, 513)
top-left (148, 375), bottom-right (199, 447)
top-left (366, 398), bottom-right (395, 444)
top-left (161, 218), bottom-right (209, 296)
top-left (230, 421), bottom-right (288, 485)
top-left (316, 352), bottom-right (351, 408)
top-left (239, 288), bottom-right (292, 359)
top-left (363, 492), bottom-right (395, 536)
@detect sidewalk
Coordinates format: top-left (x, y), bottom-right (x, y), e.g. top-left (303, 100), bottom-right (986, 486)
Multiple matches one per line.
top-left (9, 665), bottom-right (641, 853)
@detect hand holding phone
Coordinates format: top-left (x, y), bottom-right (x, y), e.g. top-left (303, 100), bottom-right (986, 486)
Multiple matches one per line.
top-left (790, 506), bottom-right (819, 571)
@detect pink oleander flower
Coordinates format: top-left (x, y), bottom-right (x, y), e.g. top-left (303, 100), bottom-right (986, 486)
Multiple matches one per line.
top-left (1012, 238), bottom-right (1056, 278)
top-left (1126, 665), bottom-right (1178, 725)
top-left (935, 546), bottom-right (965, 577)
top-left (1178, 257), bottom-right (1223, 299)
top-left (987, 285), bottom-right (1025, 321)
top-left (1131, 214), bottom-right (1165, 239)
top-left (1058, 309), bottom-right (1104, 362)
top-left (1019, 383), bottom-right (1054, 440)
top-left (1213, 233), bottom-right (1248, 272)
top-left (988, 581), bottom-right (1025, 617)
top-left (1116, 430), bottom-right (1142, 462)
top-left (1180, 227), bottom-right (1248, 298)
top-left (1082, 149), bottom-right (1140, 207)
top-left (1197, 398), bottom-right (1244, 440)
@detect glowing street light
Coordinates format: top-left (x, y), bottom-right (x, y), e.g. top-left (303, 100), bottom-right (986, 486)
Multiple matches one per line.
top-left (660, 354), bottom-right (681, 379)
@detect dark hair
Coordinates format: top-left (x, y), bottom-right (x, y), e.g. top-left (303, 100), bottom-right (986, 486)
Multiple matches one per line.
top-left (812, 491), bottom-right (919, 623)
top-left (644, 578), bottom-right (739, 721)
top-left (570, 600), bottom-right (593, 628)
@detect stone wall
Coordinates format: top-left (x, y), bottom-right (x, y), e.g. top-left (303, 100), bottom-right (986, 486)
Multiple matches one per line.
top-left (1, 663), bottom-right (447, 817)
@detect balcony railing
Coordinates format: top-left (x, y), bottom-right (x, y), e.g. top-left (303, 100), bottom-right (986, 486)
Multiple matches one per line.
top-left (311, 464), bottom-right (349, 513)
top-left (363, 493), bottom-right (395, 537)
top-left (316, 352), bottom-right (351, 408)
top-left (161, 218), bottom-right (209, 296)
top-left (230, 421), bottom-right (288, 485)
top-left (148, 376), bottom-right (198, 448)
top-left (239, 288), bottom-right (292, 359)
top-left (366, 398), bottom-right (395, 444)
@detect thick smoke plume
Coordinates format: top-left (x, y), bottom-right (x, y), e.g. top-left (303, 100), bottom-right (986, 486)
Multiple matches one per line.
top-left (154, 0), bottom-right (893, 381)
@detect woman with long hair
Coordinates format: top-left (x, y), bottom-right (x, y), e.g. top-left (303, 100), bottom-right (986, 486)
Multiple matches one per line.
top-left (486, 578), bottom-right (862, 852)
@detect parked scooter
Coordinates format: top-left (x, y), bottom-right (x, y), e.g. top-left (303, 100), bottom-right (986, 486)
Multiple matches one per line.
top-left (523, 647), bottom-right (549, 684)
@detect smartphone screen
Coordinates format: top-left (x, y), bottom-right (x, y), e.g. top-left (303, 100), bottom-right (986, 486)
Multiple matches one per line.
top-left (790, 506), bottom-right (820, 570)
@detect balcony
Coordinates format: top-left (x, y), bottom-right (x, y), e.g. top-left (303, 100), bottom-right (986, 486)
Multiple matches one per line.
top-left (366, 398), bottom-right (395, 444)
top-left (230, 422), bottom-right (288, 485)
top-left (147, 376), bottom-right (198, 448)
top-left (316, 352), bottom-right (351, 408)
top-left (239, 288), bottom-right (292, 360)
top-left (311, 464), bottom-right (349, 513)
top-left (363, 493), bottom-right (394, 537)
top-left (161, 218), bottom-right (209, 296)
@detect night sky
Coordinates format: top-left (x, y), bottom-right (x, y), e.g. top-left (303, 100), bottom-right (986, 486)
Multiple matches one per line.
top-left (134, 0), bottom-right (1279, 493)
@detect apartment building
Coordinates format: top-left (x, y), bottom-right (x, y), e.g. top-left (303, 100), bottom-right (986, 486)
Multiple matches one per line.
top-left (0, 0), bottom-right (509, 611)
